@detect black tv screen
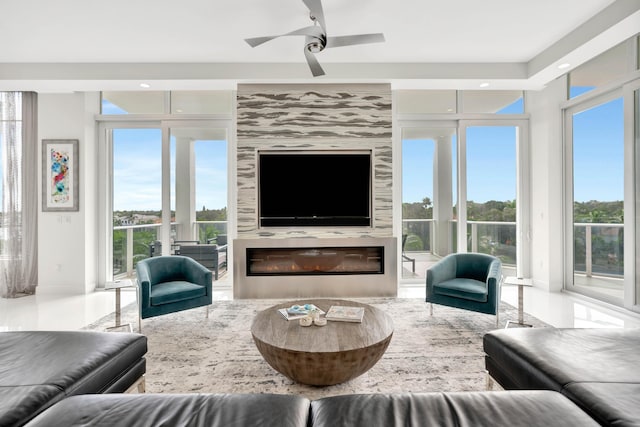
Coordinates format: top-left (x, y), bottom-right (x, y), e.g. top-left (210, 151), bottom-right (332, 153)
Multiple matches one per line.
top-left (258, 151), bottom-right (372, 227)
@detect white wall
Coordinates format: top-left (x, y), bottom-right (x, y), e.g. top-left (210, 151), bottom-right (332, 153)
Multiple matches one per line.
top-left (526, 76), bottom-right (567, 292)
top-left (38, 92), bottom-right (100, 294)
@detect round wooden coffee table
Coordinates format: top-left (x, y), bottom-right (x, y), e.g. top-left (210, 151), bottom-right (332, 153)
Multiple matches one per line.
top-left (251, 299), bottom-right (393, 386)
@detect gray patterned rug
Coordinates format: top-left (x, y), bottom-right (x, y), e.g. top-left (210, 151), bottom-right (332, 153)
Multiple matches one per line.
top-left (85, 298), bottom-right (547, 400)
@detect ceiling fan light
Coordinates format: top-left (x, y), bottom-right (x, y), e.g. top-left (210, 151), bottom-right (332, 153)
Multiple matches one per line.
top-left (307, 42), bottom-right (323, 53)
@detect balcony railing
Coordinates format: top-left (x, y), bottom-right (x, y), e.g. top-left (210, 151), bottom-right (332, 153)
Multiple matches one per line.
top-left (402, 219), bottom-right (433, 253)
top-left (112, 219), bottom-right (622, 280)
top-left (112, 222), bottom-right (178, 278)
top-left (113, 221), bottom-right (228, 279)
top-left (403, 219), bottom-right (517, 266)
top-left (467, 220), bottom-right (517, 265)
top-left (405, 219), bottom-right (624, 280)
top-left (574, 222), bottom-right (623, 278)
top-left (194, 221), bottom-right (228, 244)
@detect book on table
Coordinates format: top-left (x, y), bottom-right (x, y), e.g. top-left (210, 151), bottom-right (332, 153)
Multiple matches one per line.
top-left (278, 304), bottom-right (325, 321)
top-left (325, 305), bottom-right (365, 323)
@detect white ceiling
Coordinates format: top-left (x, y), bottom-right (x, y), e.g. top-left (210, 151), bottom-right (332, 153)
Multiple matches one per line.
top-left (0, 0), bottom-right (638, 92)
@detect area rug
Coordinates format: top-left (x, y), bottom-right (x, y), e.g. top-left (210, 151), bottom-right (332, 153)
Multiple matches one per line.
top-left (85, 298), bottom-right (547, 400)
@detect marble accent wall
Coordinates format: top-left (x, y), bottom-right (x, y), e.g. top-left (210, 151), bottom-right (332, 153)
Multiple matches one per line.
top-left (236, 84), bottom-right (392, 239)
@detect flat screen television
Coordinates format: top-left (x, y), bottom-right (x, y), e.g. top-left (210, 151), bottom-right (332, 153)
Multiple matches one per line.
top-left (258, 150), bottom-right (372, 227)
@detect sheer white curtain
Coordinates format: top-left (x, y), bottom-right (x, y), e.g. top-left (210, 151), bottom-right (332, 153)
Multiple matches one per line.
top-left (0, 92), bottom-right (38, 298)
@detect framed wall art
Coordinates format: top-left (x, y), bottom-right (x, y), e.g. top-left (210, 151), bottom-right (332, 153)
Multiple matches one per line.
top-left (42, 139), bottom-right (79, 212)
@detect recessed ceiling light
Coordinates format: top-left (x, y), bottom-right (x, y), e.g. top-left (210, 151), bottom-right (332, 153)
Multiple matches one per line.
top-left (139, 83), bottom-right (151, 88)
top-left (446, 108), bottom-right (454, 112)
top-left (558, 63), bottom-right (571, 70)
top-left (479, 82), bottom-right (490, 88)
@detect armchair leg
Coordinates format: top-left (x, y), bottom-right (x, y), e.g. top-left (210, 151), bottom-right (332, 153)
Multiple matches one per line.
top-left (206, 305), bottom-right (210, 319)
top-left (138, 316), bottom-right (142, 333)
top-left (430, 303), bottom-right (433, 316)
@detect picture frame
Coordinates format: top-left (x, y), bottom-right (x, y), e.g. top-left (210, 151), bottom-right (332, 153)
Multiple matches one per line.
top-left (42, 139), bottom-right (79, 212)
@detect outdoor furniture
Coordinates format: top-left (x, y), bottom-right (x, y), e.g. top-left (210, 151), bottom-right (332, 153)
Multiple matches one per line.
top-left (149, 240), bottom-right (227, 280)
top-left (136, 255), bottom-right (212, 331)
top-left (402, 234), bottom-right (415, 273)
top-left (426, 253), bottom-right (502, 326)
top-left (176, 243), bottom-right (228, 280)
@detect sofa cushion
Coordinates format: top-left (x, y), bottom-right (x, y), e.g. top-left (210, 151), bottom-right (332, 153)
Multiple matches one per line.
top-left (563, 382), bottom-right (640, 427)
top-left (484, 328), bottom-right (640, 426)
top-left (0, 331), bottom-right (147, 393)
top-left (434, 278), bottom-right (488, 302)
top-left (0, 386), bottom-right (63, 427)
top-left (24, 393), bottom-right (311, 427)
top-left (0, 331), bottom-right (147, 427)
top-left (484, 328), bottom-right (640, 388)
top-left (310, 391), bottom-right (599, 427)
top-left (151, 281), bottom-right (207, 305)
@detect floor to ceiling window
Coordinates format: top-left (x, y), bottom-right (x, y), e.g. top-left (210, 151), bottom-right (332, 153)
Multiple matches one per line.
top-left (563, 34), bottom-right (639, 309)
top-left (463, 125), bottom-right (518, 273)
top-left (170, 128), bottom-right (228, 244)
top-left (111, 128), bottom-right (163, 277)
top-left (98, 91), bottom-right (233, 285)
top-left (396, 90), bottom-right (528, 283)
top-left (107, 126), bottom-right (229, 281)
top-left (401, 133), bottom-right (436, 281)
top-left (0, 92), bottom-right (38, 297)
top-left (569, 97), bottom-right (624, 303)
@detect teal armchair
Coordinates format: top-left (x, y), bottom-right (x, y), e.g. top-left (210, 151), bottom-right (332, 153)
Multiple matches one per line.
top-left (426, 253), bottom-right (502, 326)
top-left (136, 256), bottom-right (212, 331)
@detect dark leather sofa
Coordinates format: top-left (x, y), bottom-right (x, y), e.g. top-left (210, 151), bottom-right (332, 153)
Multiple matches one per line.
top-left (24, 390), bottom-right (598, 427)
top-left (0, 331), bottom-right (147, 427)
top-left (484, 327), bottom-right (640, 427)
top-left (7, 327), bottom-right (635, 426)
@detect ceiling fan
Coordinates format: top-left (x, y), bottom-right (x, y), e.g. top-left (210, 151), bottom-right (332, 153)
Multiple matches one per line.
top-left (244, 0), bottom-right (385, 77)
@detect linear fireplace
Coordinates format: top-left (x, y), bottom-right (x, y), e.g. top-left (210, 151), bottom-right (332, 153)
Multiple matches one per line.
top-left (233, 237), bottom-right (397, 299)
top-left (246, 246), bottom-right (384, 276)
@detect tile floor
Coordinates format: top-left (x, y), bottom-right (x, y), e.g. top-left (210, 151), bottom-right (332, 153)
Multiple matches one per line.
top-left (2, 277), bottom-right (640, 331)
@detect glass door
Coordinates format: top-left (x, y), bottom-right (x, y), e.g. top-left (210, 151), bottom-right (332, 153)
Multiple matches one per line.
top-left (169, 127), bottom-right (228, 245)
top-left (111, 128), bottom-right (163, 278)
top-left (401, 126), bottom-right (456, 281)
top-left (565, 94), bottom-right (625, 305)
top-left (103, 124), bottom-right (229, 283)
top-left (458, 121), bottom-right (529, 279)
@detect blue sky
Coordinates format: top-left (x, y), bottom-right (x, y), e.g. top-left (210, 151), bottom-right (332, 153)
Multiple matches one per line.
top-left (112, 128), bottom-right (227, 211)
top-left (572, 97), bottom-right (623, 202)
top-left (402, 126), bottom-right (517, 204)
top-left (402, 100), bottom-right (521, 205)
top-left (402, 95), bottom-right (624, 205)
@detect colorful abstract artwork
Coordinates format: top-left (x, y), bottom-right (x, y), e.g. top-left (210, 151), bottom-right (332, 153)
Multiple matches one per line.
top-left (42, 139), bottom-right (79, 211)
top-left (50, 148), bottom-right (70, 203)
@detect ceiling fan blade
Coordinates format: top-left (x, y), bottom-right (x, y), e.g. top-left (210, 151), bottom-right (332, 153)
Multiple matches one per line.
top-left (303, 46), bottom-right (325, 77)
top-left (302, 0), bottom-right (326, 32)
top-left (326, 33), bottom-right (385, 48)
top-left (245, 26), bottom-right (321, 48)
top-left (245, 36), bottom-right (280, 48)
